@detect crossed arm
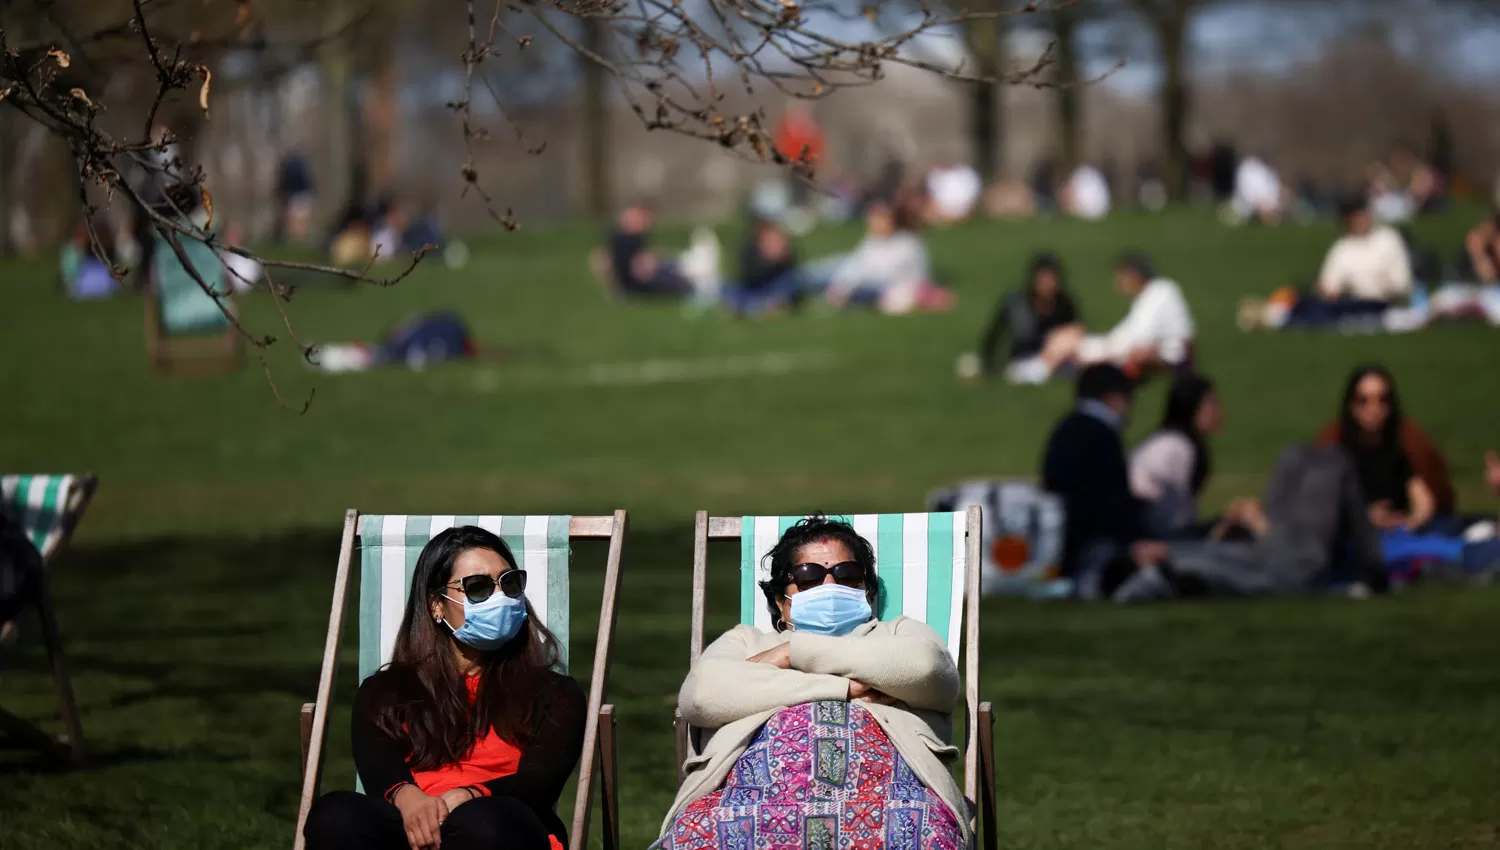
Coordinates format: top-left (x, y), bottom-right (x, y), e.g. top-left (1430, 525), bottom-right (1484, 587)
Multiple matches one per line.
top-left (678, 621), bottom-right (959, 729)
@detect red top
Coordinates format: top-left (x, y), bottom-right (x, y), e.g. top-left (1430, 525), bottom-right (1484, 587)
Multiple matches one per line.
top-left (774, 112), bottom-right (825, 167)
top-left (409, 676), bottom-right (562, 850)
top-left (409, 678), bottom-right (522, 796)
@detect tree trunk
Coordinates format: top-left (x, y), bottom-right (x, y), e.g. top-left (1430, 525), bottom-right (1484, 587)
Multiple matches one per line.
top-left (579, 16), bottom-right (611, 221)
top-left (964, 11), bottom-right (1003, 182)
top-left (1159, 4), bottom-right (1190, 200)
top-left (1055, 10), bottom-right (1082, 172)
top-left (318, 0), bottom-right (358, 227)
top-left (365, 29), bottom-right (399, 202)
top-left (0, 111), bottom-right (13, 258)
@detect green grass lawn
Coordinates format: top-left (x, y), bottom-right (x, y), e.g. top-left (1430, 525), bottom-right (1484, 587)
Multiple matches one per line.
top-left (1, 209), bottom-right (1498, 849)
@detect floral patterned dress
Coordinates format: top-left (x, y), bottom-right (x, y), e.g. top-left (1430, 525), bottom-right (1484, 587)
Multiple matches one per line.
top-left (654, 700), bottom-right (964, 850)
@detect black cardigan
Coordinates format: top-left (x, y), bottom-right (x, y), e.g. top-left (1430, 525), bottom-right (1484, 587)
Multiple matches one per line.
top-left (351, 668), bottom-right (586, 842)
top-left (978, 289), bottom-right (1080, 373)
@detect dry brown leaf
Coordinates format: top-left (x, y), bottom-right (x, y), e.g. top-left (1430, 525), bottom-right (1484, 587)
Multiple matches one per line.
top-left (200, 186), bottom-right (214, 229)
top-left (198, 67), bottom-right (212, 119)
top-left (68, 87), bottom-right (93, 108)
top-left (47, 49), bottom-right (70, 68)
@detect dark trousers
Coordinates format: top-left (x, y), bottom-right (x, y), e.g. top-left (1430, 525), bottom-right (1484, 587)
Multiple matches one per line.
top-left (1287, 296), bottom-right (1389, 327)
top-left (304, 790), bottom-right (555, 850)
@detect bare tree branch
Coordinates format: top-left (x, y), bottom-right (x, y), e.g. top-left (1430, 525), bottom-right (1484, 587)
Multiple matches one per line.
top-left (1, 0), bottom-right (1061, 409)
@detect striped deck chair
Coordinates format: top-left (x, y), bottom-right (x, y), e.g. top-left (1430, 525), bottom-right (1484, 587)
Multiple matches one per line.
top-left (0, 473), bottom-right (98, 762)
top-left (144, 227), bottom-right (241, 375)
top-left (678, 508), bottom-right (997, 850)
top-left (294, 510), bottom-right (627, 850)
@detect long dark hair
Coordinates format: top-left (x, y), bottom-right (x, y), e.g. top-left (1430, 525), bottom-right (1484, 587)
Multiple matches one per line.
top-left (1161, 374), bottom-right (1215, 495)
top-left (371, 525), bottom-right (561, 771)
top-left (1338, 363), bottom-right (1403, 451)
top-left (1025, 252), bottom-right (1065, 298)
top-left (757, 516), bottom-right (881, 632)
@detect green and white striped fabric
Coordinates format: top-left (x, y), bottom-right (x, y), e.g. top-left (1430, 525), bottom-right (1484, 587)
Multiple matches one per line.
top-left (739, 513), bottom-right (968, 661)
top-left (0, 475), bottom-right (81, 560)
top-left (357, 515), bottom-right (573, 684)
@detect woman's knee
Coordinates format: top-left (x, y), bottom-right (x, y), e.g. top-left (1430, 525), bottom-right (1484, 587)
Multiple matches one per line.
top-left (303, 791), bottom-right (374, 848)
top-left (443, 796), bottom-right (550, 850)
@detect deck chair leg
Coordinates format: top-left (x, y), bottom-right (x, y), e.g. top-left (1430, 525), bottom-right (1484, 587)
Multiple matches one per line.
top-left (977, 701), bottom-right (997, 850)
top-left (673, 709), bottom-right (690, 787)
top-left (35, 575), bottom-right (85, 763)
top-left (599, 705), bottom-right (620, 850)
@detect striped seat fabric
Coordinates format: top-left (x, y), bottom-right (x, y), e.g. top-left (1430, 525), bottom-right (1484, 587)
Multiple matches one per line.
top-left (0, 475), bottom-right (82, 560)
top-left (738, 513), bottom-right (967, 660)
top-left (357, 515), bottom-right (573, 683)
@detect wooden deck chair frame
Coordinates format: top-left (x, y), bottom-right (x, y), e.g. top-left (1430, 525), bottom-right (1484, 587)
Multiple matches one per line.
top-left (675, 507), bottom-right (997, 850)
top-left (0, 473), bottom-right (97, 763)
top-left (293, 510), bottom-right (627, 850)
top-left (144, 286), bottom-right (242, 375)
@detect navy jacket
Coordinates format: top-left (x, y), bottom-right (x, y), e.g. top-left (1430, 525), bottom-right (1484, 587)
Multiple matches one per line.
top-left (1041, 409), bottom-right (1143, 574)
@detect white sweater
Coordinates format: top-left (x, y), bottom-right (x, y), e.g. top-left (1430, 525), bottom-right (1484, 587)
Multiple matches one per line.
top-left (827, 232), bottom-right (931, 297)
top-left (1317, 225), bottom-right (1412, 302)
top-left (1081, 277), bottom-right (1196, 365)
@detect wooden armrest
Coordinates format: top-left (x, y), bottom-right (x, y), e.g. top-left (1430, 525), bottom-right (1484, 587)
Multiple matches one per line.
top-left (300, 703), bottom-right (315, 775)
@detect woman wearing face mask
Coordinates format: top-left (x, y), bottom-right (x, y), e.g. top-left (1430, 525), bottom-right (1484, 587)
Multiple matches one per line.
top-left (655, 516), bottom-right (965, 850)
top-left (304, 526), bottom-right (585, 850)
top-left (1316, 364), bottom-right (1454, 532)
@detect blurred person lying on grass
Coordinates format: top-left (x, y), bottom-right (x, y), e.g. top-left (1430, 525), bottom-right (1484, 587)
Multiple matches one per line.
top-left (818, 200), bottom-right (956, 315)
top-left (303, 526), bottom-right (585, 850)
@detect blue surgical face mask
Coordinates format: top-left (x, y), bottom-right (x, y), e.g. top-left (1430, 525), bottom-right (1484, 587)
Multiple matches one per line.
top-left (788, 583), bottom-right (873, 636)
top-left (441, 592), bottom-right (528, 650)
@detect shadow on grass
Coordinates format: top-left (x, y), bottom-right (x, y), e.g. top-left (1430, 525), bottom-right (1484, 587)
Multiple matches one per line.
top-left (2, 523), bottom-right (1499, 850)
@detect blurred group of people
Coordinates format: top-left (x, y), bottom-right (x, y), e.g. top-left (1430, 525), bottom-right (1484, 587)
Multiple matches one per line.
top-left (1237, 198), bottom-right (1500, 333)
top-left (326, 196), bottom-right (454, 268)
top-left (961, 250), bottom-right (1197, 385)
top-left (593, 197), bottom-right (957, 318)
top-left (1041, 362), bottom-right (1499, 603)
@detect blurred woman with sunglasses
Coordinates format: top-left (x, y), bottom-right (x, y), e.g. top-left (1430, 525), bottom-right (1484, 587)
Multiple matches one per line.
top-left (1316, 364), bottom-right (1453, 531)
top-left (304, 526), bottom-right (585, 850)
top-left (655, 516), bottom-right (966, 850)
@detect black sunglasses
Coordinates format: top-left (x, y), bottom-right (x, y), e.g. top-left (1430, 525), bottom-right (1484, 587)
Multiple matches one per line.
top-left (789, 561), bottom-right (865, 592)
top-left (446, 569), bottom-right (527, 604)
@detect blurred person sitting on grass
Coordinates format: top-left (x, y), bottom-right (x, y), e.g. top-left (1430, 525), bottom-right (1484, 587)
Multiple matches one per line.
top-left (1059, 162), bottom-right (1111, 221)
top-left (1129, 374), bottom-right (1227, 540)
top-left (1240, 196), bottom-right (1414, 331)
top-left (922, 157), bottom-right (982, 225)
top-left (59, 219), bottom-right (119, 300)
top-left (1461, 207), bottom-right (1500, 284)
top-left (1008, 252), bottom-right (1195, 385)
top-left (303, 526), bottom-right (585, 850)
top-left (821, 200), bottom-right (955, 315)
top-left (1040, 364), bottom-right (1175, 601)
top-left (592, 202), bottom-right (716, 300)
top-left (960, 251), bottom-right (1081, 381)
top-left (1316, 364), bottom-right (1452, 534)
top-left (1368, 144), bottom-right (1443, 224)
top-left (655, 516), bottom-right (967, 850)
top-left (721, 215), bottom-right (805, 318)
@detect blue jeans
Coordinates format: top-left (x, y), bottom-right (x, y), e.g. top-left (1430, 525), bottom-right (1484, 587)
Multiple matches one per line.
top-left (722, 271), bottom-right (807, 316)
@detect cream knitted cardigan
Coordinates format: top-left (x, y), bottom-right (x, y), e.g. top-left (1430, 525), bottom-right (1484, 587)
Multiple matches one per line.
top-left (660, 617), bottom-right (969, 843)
